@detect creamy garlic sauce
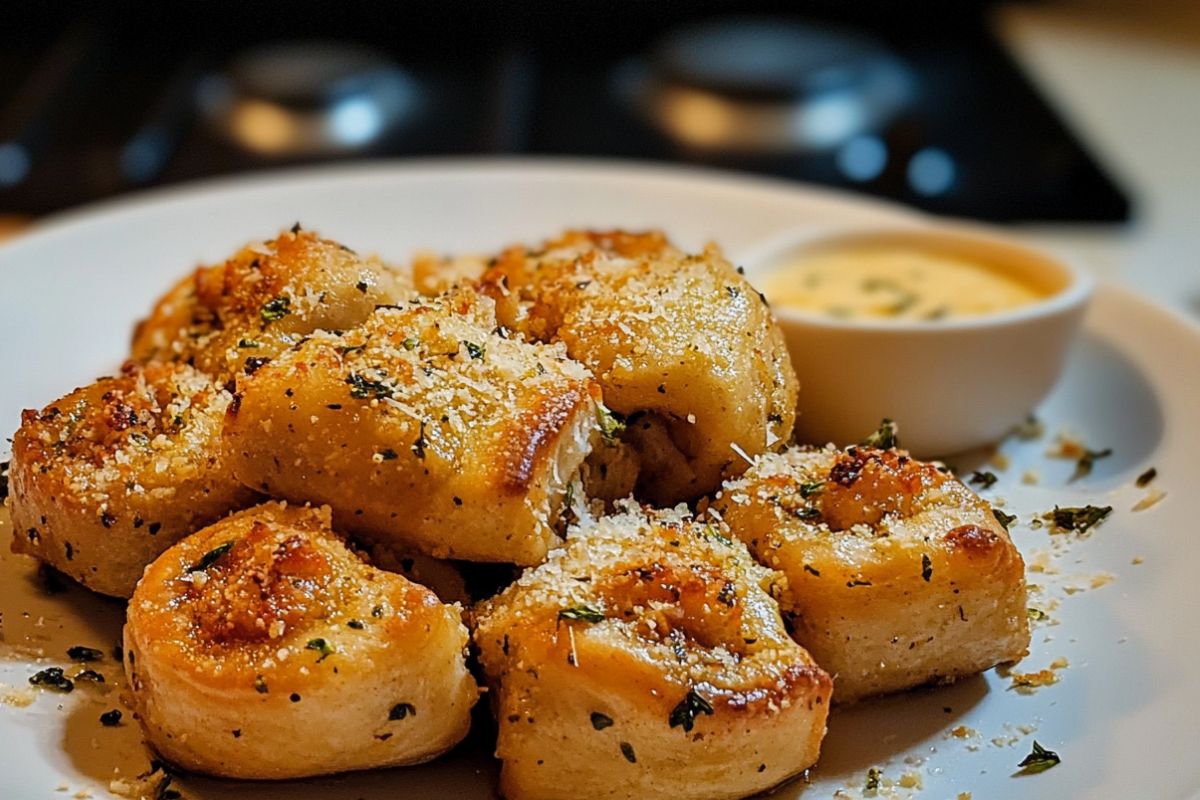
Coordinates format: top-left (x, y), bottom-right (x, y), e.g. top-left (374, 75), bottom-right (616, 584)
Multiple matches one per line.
top-left (761, 246), bottom-right (1045, 321)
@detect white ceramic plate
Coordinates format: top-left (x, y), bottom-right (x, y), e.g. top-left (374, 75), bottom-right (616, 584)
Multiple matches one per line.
top-left (0, 160), bottom-right (1197, 800)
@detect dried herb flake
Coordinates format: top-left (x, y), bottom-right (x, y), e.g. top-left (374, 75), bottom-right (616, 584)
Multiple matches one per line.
top-left (558, 605), bottom-right (605, 624)
top-left (970, 470), bottom-right (998, 489)
top-left (29, 667), bottom-right (74, 692)
top-left (861, 418), bottom-right (900, 449)
top-left (67, 646), bottom-right (104, 662)
top-left (189, 541), bottom-right (233, 572)
top-left (992, 508), bottom-right (1017, 530)
top-left (1051, 505), bottom-right (1111, 533)
top-left (305, 638), bottom-right (334, 662)
top-left (389, 702), bottom-right (417, 720)
top-left (260, 295), bottom-right (291, 323)
top-left (668, 689), bottom-right (714, 732)
top-left (1016, 740), bottom-right (1061, 774)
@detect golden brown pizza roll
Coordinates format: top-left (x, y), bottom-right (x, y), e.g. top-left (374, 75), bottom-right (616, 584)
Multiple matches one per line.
top-left (713, 442), bottom-right (1030, 703)
top-left (131, 227), bottom-right (411, 380)
top-left (124, 501), bottom-right (477, 779)
top-left (222, 289), bottom-right (601, 565)
top-left (473, 504), bottom-right (832, 800)
top-left (8, 361), bottom-right (257, 597)
top-left (476, 229), bottom-right (798, 505)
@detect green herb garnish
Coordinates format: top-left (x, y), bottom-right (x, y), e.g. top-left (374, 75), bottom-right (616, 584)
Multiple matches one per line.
top-left (100, 709), bottom-right (122, 726)
top-left (402, 336), bottom-right (419, 351)
top-left (619, 742), bottom-right (637, 763)
top-left (389, 702), bottom-right (417, 721)
top-left (29, 667), bottom-right (74, 692)
top-left (67, 646), bottom-right (104, 662)
top-left (794, 507), bottom-right (822, 522)
top-left (189, 541), bottom-right (233, 572)
top-left (1071, 447), bottom-right (1113, 481)
top-left (865, 767), bottom-right (882, 792)
top-left (243, 356), bottom-right (269, 375)
top-left (1016, 740), bottom-right (1061, 774)
top-left (1011, 415), bottom-right (1044, 440)
top-left (668, 689), bottom-right (714, 733)
top-left (703, 525), bottom-right (733, 547)
top-left (237, 338), bottom-right (261, 348)
top-left (1136, 467), bottom-right (1157, 487)
top-left (992, 508), bottom-right (1017, 530)
top-left (464, 341), bottom-right (485, 360)
top-left (305, 638), bottom-right (334, 662)
top-left (260, 295), bottom-right (291, 323)
top-left (921, 554), bottom-right (933, 582)
top-left (346, 372), bottom-right (393, 400)
top-left (970, 470), bottom-right (998, 489)
top-left (597, 404), bottom-right (625, 444)
top-left (411, 421), bottom-right (427, 459)
top-left (1051, 505), bottom-right (1111, 533)
top-left (558, 605), bottom-right (605, 624)
top-left (1027, 607), bottom-right (1049, 621)
top-left (799, 480), bottom-right (824, 499)
top-left (590, 712), bottom-right (614, 730)
top-left (861, 418), bottom-right (900, 449)
top-left (377, 448), bottom-right (398, 461)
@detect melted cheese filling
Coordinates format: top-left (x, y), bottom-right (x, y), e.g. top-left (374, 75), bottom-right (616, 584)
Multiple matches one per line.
top-left (761, 247), bottom-right (1045, 321)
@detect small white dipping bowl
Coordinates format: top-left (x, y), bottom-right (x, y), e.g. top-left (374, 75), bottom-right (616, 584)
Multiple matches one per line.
top-left (740, 222), bottom-right (1094, 457)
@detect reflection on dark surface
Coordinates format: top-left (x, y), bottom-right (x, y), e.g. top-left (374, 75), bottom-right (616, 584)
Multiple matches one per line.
top-left (0, 2), bottom-right (1128, 222)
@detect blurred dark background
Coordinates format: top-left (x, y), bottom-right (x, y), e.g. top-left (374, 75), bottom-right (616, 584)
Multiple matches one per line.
top-left (0, 1), bottom-right (1130, 222)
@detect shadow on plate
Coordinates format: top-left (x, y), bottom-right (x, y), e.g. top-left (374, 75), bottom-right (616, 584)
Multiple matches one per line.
top-left (938, 330), bottom-right (1164, 485)
top-left (810, 676), bottom-right (988, 779)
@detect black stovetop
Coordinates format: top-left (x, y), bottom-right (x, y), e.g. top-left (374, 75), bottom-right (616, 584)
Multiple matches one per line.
top-left (0, 3), bottom-right (1130, 222)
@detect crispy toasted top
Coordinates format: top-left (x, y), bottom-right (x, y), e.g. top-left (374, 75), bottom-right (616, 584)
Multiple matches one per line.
top-left (12, 360), bottom-right (231, 506)
top-left (232, 289), bottom-right (599, 492)
top-left (129, 502), bottom-right (452, 686)
top-left (478, 230), bottom-right (775, 376)
top-left (475, 504), bottom-right (823, 709)
top-left (131, 228), bottom-right (411, 379)
top-left (716, 445), bottom-right (1006, 552)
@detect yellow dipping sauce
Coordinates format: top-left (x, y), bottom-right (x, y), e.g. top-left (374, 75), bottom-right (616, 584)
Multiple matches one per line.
top-left (761, 246), bottom-right (1046, 321)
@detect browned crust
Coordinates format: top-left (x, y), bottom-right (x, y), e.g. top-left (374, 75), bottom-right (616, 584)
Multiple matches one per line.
top-left (943, 523), bottom-right (1004, 556)
top-left (498, 383), bottom-right (596, 493)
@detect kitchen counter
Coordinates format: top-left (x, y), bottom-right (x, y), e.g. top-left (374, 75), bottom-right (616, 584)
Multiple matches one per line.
top-left (997, 0), bottom-right (1200, 321)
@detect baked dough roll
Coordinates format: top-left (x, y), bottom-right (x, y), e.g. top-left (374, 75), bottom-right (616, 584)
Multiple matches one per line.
top-left (477, 230), bottom-right (798, 505)
top-left (124, 501), bottom-right (477, 779)
top-left (8, 361), bottom-right (256, 597)
top-left (473, 504), bottom-right (832, 800)
top-left (132, 227), bottom-right (411, 380)
top-left (223, 289), bottom-right (601, 565)
top-left (713, 443), bottom-right (1030, 703)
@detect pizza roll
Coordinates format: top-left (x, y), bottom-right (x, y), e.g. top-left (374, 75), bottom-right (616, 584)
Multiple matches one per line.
top-left (223, 289), bottom-right (601, 565)
top-left (8, 361), bottom-right (256, 597)
top-left (123, 501), bottom-right (477, 779)
top-left (713, 444), bottom-right (1030, 703)
top-left (473, 504), bottom-right (832, 800)
top-left (476, 229), bottom-right (798, 504)
top-left (132, 227), bottom-right (411, 380)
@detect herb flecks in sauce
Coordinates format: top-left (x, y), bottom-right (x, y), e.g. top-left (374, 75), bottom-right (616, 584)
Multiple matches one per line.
top-left (761, 246), bottom-right (1044, 322)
